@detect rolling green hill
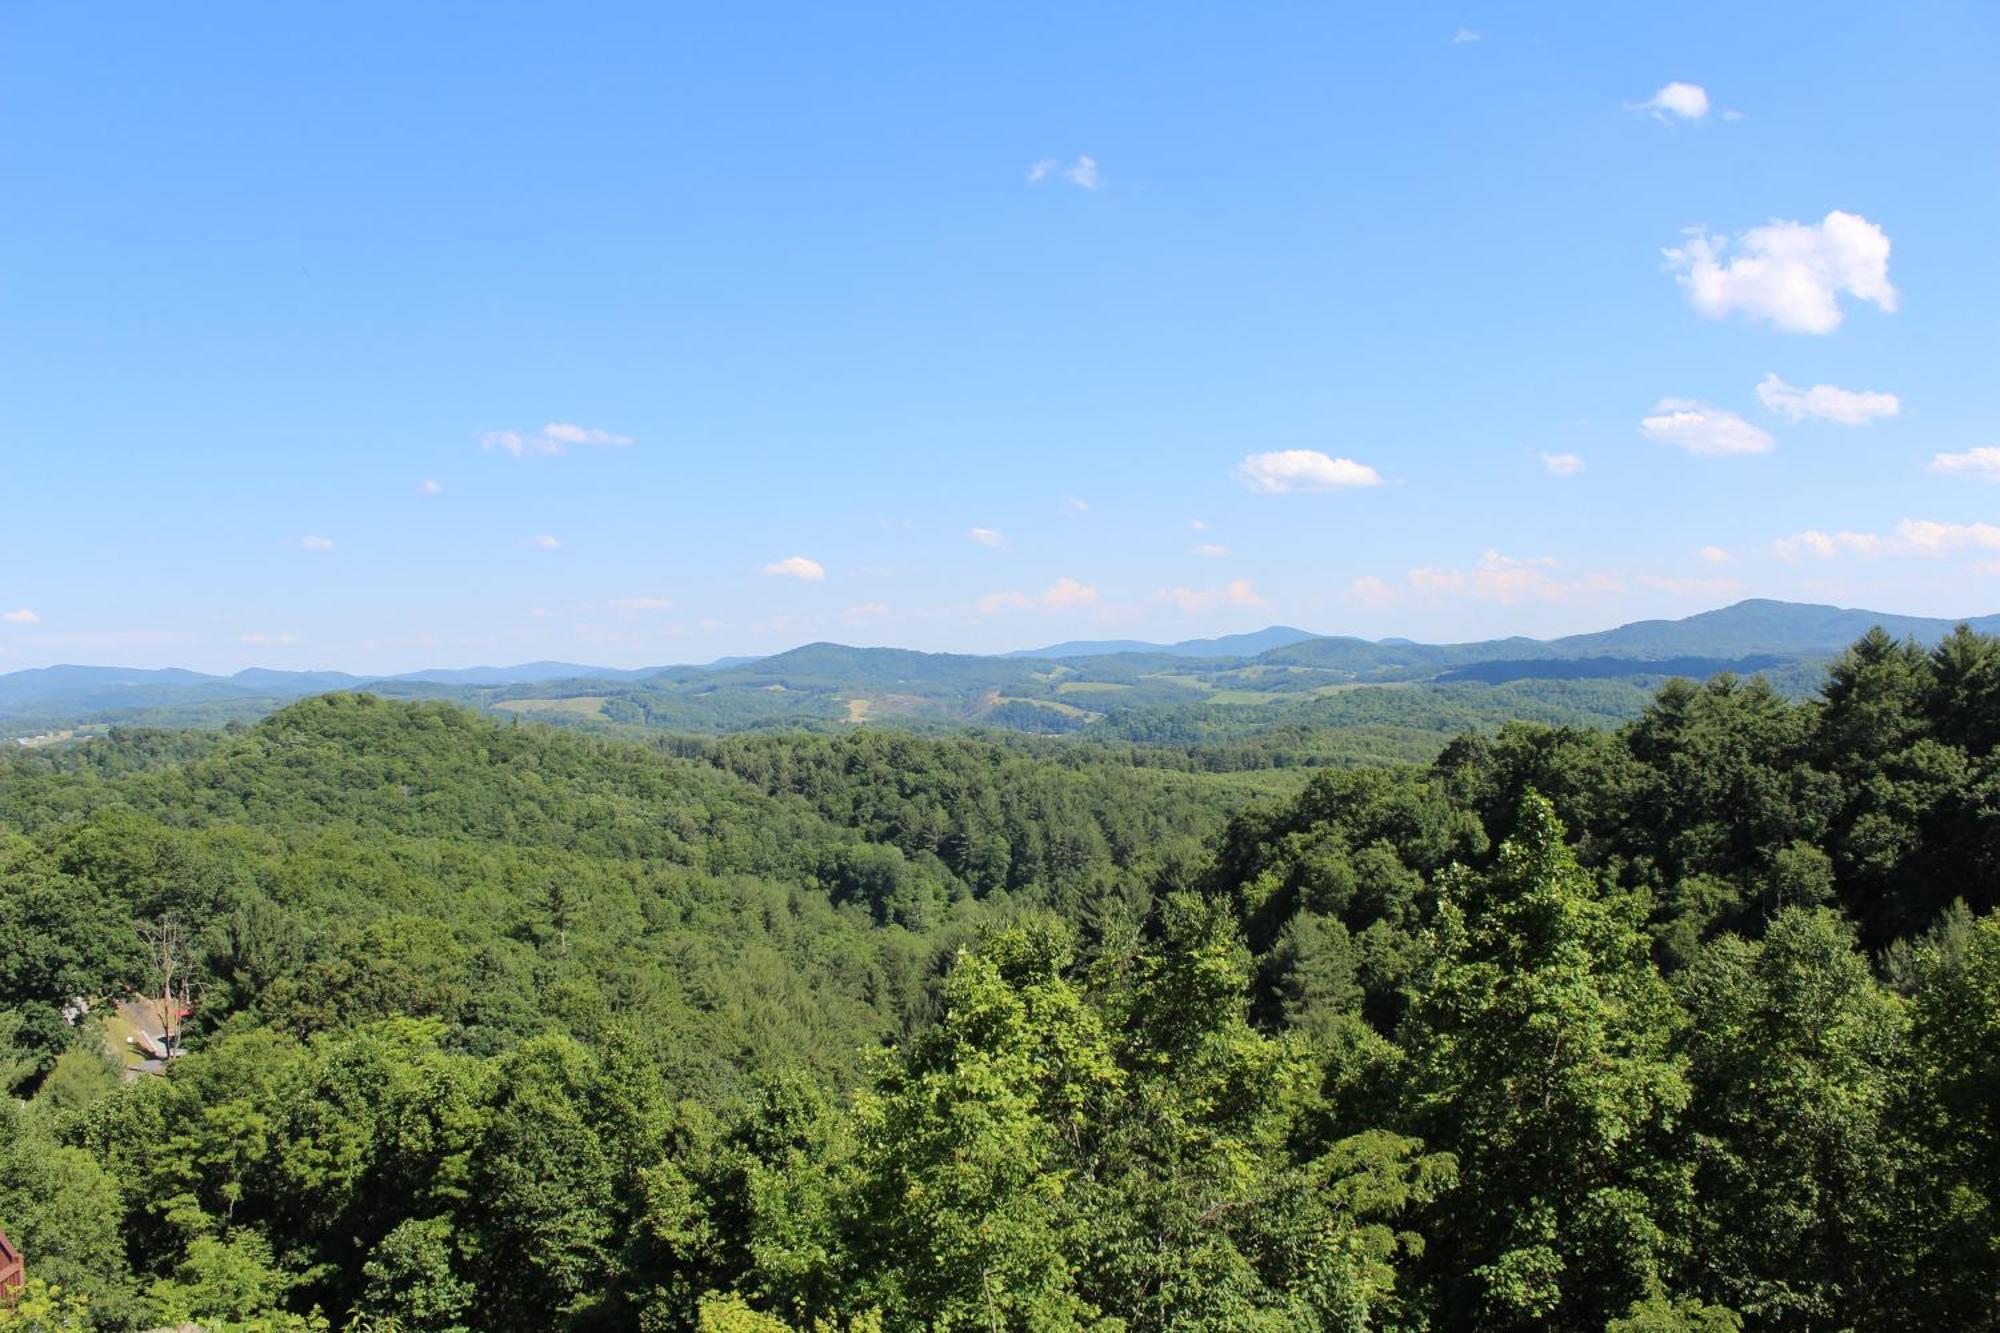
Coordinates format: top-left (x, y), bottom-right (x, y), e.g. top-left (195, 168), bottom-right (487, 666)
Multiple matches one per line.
top-left (8, 601), bottom-right (1997, 751)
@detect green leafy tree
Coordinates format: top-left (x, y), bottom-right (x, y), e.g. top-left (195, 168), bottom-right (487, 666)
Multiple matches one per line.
top-left (1674, 908), bottom-right (1905, 1325)
top-left (845, 920), bottom-right (1117, 1330)
top-left (1405, 793), bottom-right (1690, 1329)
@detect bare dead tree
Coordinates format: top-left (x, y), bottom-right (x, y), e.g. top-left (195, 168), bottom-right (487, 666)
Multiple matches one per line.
top-left (137, 916), bottom-right (199, 1057)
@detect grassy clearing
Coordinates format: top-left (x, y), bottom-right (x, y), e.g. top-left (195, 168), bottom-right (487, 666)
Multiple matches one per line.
top-left (1054, 680), bottom-right (1132, 695)
top-left (995, 695), bottom-right (1100, 720)
top-left (845, 697), bottom-right (873, 723)
top-left (1144, 673), bottom-right (1216, 692)
top-left (492, 696), bottom-right (610, 718)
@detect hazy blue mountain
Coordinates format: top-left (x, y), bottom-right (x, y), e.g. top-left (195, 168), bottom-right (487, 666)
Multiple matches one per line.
top-left (0, 665), bottom-right (256, 713)
top-left (1011, 625), bottom-right (1323, 659)
top-left (231, 668), bottom-right (370, 692)
top-left (10, 600), bottom-right (1998, 735)
top-left (384, 661), bottom-right (640, 686)
top-left (1535, 598), bottom-right (2000, 658)
top-left (1262, 600), bottom-right (2000, 676)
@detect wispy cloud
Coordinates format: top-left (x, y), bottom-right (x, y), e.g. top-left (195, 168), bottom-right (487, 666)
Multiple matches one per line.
top-left (762, 555), bottom-right (826, 581)
top-left (1159, 579), bottom-right (1265, 614)
top-left (1756, 373), bottom-right (1899, 424)
top-left (968, 527), bottom-right (1007, 548)
top-left (481, 422), bottom-right (634, 458)
top-left (527, 534), bottom-right (562, 550)
top-left (1640, 400), bottom-right (1774, 456)
top-left (1190, 543), bottom-right (1229, 558)
top-left (1043, 576), bottom-right (1098, 607)
top-left (1349, 576), bottom-right (1398, 608)
top-left (1665, 211), bottom-right (1897, 334)
top-left (1061, 496), bottom-right (1092, 515)
top-left (1698, 545), bottom-right (1731, 563)
top-left (1930, 448), bottom-right (2000, 481)
top-left (1631, 81), bottom-right (1709, 122)
top-left (419, 478), bottom-right (443, 496)
top-left (1452, 27), bottom-right (1482, 44)
top-left (977, 576), bottom-right (1099, 614)
top-left (1409, 551), bottom-right (1620, 604)
top-left (1639, 574), bottom-right (1744, 597)
top-left (610, 596), bottom-right (673, 611)
top-left (2, 608), bottom-right (39, 625)
top-left (1028, 155), bottom-right (1100, 189)
top-left (1773, 519), bottom-right (2000, 562)
top-left (1234, 449), bottom-right (1383, 493)
top-left (241, 630), bottom-right (299, 646)
top-left (1541, 451), bottom-right (1585, 477)
top-left (300, 535), bottom-right (335, 551)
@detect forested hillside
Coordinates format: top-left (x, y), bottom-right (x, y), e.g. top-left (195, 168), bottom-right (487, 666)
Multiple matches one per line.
top-left (7, 600), bottom-right (1989, 747)
top-left (3, 628), bottom-right (1999, 1330)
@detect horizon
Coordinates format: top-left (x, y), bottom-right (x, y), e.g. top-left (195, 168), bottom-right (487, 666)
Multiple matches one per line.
top-left (9, 595), bottom-right (2000, 680)
top-left (6, 4), bottom-right (1999, 674)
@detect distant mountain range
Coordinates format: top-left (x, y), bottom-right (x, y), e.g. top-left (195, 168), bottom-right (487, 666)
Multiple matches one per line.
top-left (4, 599), bottom-right (1996, 737)
top-left (1007, 626), bottom-right (1325, 659)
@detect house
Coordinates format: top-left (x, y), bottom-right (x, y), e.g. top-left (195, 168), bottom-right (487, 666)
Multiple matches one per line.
top-left (0, 1225), bottom-right (22, 1303)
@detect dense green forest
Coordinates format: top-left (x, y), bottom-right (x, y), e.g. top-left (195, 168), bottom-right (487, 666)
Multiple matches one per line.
top-left (3, 627), bottom-right (1998, 1330)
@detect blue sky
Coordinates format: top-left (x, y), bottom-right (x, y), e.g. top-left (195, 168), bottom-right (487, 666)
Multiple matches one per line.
top-left (4, 2), bottom-right (1997, 673)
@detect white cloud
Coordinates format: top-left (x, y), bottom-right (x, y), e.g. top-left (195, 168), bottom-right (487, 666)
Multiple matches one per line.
top-left (2, 608), bottom-right (39, 625)
top-left (1409, 550), bottom-right (1619, 604)
top-left (1541, 451), bottom-right (1585, 477)
top-left (1234, 449), bottom-right (1383, 493)
top-left (1639, 574), bottom-right (1745, 597)
top-left (1929, 448), bottom-right (2000, 481)
top-left (1189, 518), bottom-right (1209, 531)
top-left (978, 576), bottom-right (1099, 614)
top-left (1190, 543), bottom-right (1229, 558)
top-left (1772, 530), bottom-right (1839, 561)
top-left (762, 555), bottom-right (826, 581)
top-left (300, 535), bottom-right (335, 550)
top-left (1772, 519), bottom-right (2000, 562)
top-left (1633, 81), bottom-right (1709, 121)
top-left (1409, 567), bottom-right (1467, 595)
top-left (1665, 211), bottom-right (1898, 334)
top-left (1158, 579), bottom-right (1263, 615)
top-left (1756, 373), bottom-right (1900, 425)
top-left (1043, 576), bottom-right (1098, 607)
top-left (481, 422), bottom-right (634, 457)
top-left (1061, 496), bottom-right (1091, 515)
top-left (968, 527), bottom-right (1007, 548)
top-left (1162, 586), bottom-right (1221, 614)
top-left (1028, 156), bottom-right (1099, 190)
top-left (1698, 545), bottom-right (1731, 563)
top-left (420, 478), bottom-right (443, 496)
top-left (843, 602), bottom-right (891, 621)
top-left (1453, 27), bottom-right (1482, 43)
top-left (1895, 519), bottom-right (2000, 555)
top-left (610, 596), bottom-right (673, 611)
top-left (1226, 578), bottom-right (1264, 607)
top-left (1350, 575), bottom-right (1398, 608)
top-left (241, 631), bottom-right (299, 646)
top-left (528, 534), bottom-right (562, 550)
top-left (1640, 399), bottom-right (1775, 456)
